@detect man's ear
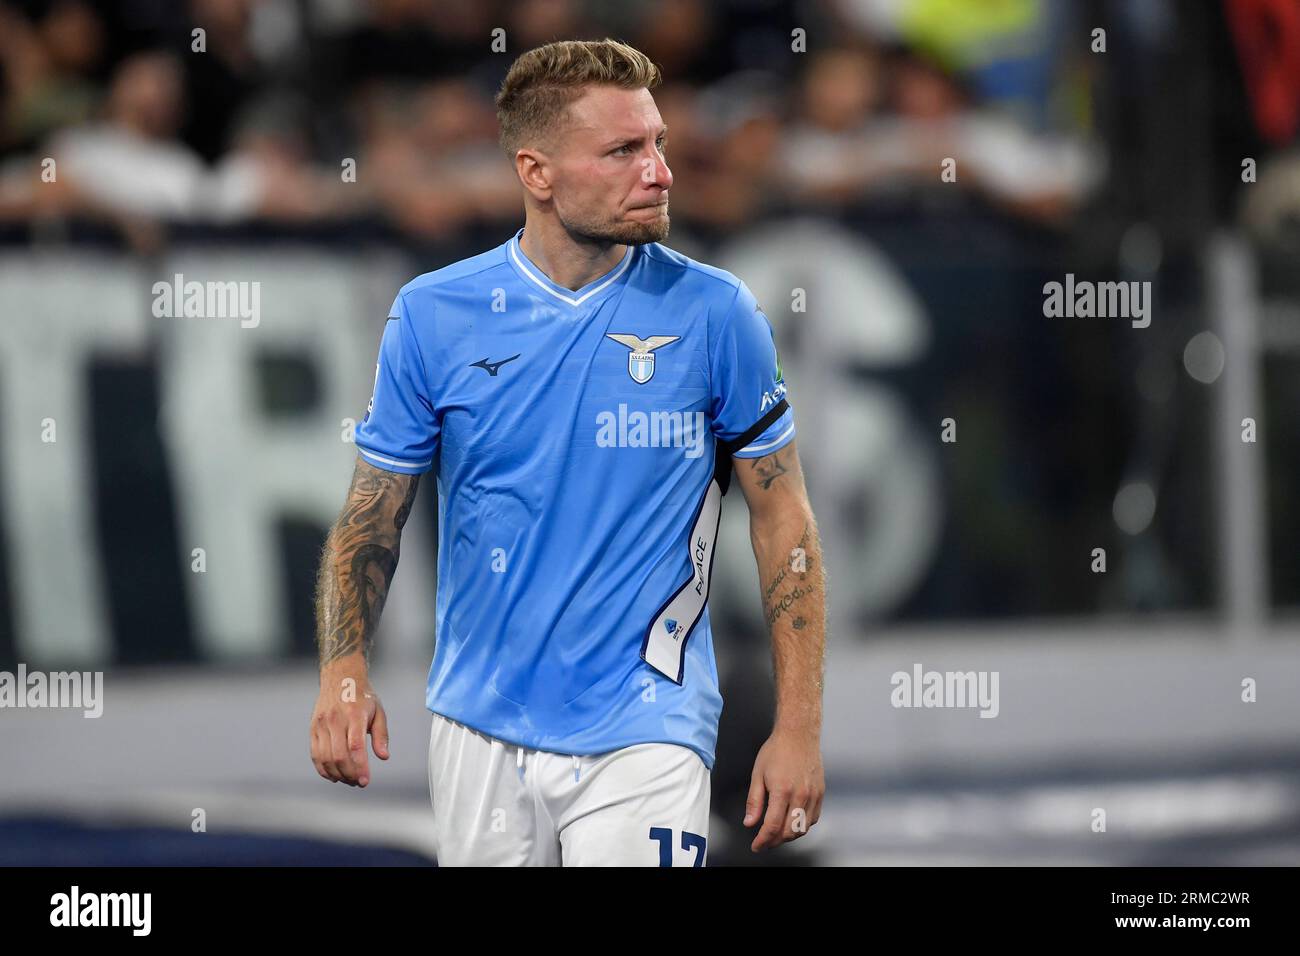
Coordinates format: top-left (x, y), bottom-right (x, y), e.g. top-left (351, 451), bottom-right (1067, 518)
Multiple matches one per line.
top-left (516, 149), bottom-right (553, 201)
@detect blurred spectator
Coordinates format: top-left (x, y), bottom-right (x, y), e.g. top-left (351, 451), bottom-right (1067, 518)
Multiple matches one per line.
top-left (181, 0), bottom-right (265, 163)
top-left (625, 0), bottom-right (720, 85)
top-left (361, 78), bottom-right (517, 240)
top-left (0, 0), bottom-right (104, 151)
top-left (779, 45), bottom-right (888, 206)
top-left (676, 70), bottom-right (786, 231)
top-left (831, 0), bottom-right (1072, 128)
top-left (336, 0), bottom-right (493, 88)
top-left (505, 0), bottom-right (593, 53)
top-left (50, 51), bottom-right (254, 222)
top-left (0, 50), bottom-right (350, 247)
top-left (0, 0), bottom-right (1111, 243)
top-left (779, 46), bottom-right (1099, 224)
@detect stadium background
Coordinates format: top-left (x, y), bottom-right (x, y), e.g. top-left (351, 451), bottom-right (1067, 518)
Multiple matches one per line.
top-left (1, 0), bottom-right (1299, 865)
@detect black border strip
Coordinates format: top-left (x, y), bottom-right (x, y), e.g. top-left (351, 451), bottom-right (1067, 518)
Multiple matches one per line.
top-left (721, 398), bottom-right (789, 457)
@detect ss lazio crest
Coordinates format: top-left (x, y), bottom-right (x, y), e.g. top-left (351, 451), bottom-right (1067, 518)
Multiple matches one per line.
top-left (605, 333), bottom-right (681, 384)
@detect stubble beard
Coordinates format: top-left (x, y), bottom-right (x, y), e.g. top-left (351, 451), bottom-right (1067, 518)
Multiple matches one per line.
top-left (560, 205), bottom-right (671, 246)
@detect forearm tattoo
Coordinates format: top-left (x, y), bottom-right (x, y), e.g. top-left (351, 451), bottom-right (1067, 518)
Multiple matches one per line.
top-left (762, 521), bottom-right (818, 630)
top-left (315, 461), bottom-right (420, 667)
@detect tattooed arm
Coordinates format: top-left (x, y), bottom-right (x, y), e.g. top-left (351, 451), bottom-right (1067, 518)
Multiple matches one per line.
top-left (732, 438), bottom-right (826, 851)
top-left (309, 456), bottom-right (420, 788)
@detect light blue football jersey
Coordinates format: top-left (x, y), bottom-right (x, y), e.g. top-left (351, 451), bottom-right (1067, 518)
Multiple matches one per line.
top-left (354, 227), bottom-right (794, 769)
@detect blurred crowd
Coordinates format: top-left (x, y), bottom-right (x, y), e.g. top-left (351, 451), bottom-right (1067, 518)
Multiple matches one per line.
top-left (0, 0), bottom-right (1106, 250)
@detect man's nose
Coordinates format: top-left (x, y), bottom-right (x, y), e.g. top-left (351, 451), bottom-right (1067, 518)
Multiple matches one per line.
top-left (640, 150), bottom-right (672, 189)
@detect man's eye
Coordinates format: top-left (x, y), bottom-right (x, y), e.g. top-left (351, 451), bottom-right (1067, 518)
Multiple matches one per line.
top-left (613, 144), bottom-right (632, 155)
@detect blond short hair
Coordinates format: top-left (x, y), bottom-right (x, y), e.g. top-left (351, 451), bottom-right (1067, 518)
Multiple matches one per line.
top-left (495, 38), bottom-right (662, 157)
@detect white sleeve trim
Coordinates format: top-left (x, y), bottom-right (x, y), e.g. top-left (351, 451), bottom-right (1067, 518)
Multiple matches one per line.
top-left (357, 447), bottom-right (432, 469)
top-left (734, 422), bottom-right (795, 456)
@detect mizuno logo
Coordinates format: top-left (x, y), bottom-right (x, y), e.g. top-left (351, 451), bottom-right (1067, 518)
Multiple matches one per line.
top-left (469, 354), bottom-right (521, 376)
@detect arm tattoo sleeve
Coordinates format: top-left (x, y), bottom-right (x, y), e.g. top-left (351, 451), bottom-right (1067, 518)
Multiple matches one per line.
top-left (315, 460), bottom-right (420, 668)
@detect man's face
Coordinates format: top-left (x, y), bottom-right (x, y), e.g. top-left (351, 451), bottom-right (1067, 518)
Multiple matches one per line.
top-left (542, 85), bottom-right (673, 245)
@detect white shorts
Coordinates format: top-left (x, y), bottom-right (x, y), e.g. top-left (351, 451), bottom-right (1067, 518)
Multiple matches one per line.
top-left (427, 712), bottom-right (711, 866)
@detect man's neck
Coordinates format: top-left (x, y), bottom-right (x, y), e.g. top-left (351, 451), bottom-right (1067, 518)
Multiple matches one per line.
top-left (518, 222), bottom-right (627, 292)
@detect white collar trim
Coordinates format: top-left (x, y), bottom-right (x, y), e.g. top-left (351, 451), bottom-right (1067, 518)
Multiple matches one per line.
top-left (509, 232), bottom-right (634, 307)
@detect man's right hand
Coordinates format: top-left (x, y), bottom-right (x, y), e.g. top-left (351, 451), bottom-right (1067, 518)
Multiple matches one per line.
top-left (310, 663), bottom-right (390, 787)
